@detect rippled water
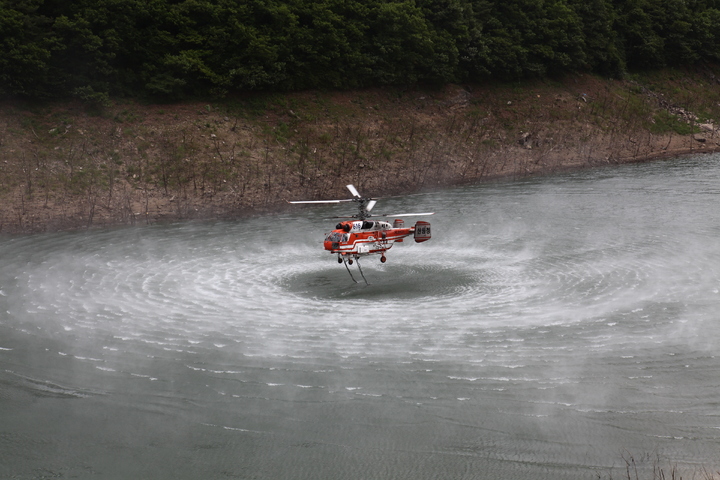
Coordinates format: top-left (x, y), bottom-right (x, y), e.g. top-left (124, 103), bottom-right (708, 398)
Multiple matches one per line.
top-left (2, 154), bottom-right (720, 479)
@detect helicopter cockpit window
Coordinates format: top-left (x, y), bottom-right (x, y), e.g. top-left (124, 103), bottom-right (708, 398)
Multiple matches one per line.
top-left (325, 232), bottom-right (348, 243)
top-left (362, 221), bottom-right (374, 230)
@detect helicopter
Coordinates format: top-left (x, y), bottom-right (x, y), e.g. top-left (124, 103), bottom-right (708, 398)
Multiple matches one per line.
top-left (288, 184), bottom-right (434, 283)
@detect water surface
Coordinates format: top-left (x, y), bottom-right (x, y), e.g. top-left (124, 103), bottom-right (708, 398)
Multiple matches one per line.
top-left (2, 154), bottom-right (720, 479)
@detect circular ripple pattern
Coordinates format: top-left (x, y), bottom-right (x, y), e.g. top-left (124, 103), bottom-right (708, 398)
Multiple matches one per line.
top-left (2, 154), bottom-right (720, 480)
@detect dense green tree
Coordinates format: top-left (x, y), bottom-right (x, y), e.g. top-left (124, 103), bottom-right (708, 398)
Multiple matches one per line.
top-left (691, 7), bottom-right (720, 62)
top-left (0, 0), bottom-right (61, 97)
top-left (612, 0), bottom-right (693, 69)
top-left (454, 0), bottom-right (493, 80)
top-left (483, 0), bottom-right (586, 78)
top-left (569, 0), bottom-right (625, 76)
top-left (2, 0), bottom-right (720, 100)
top-left (364, 0), bottom-right (456, 84)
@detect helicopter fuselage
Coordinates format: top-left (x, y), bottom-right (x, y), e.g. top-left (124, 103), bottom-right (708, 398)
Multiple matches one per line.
top-left (324, 219), bottom-right (431, 260)
top-left (288, 184), bottom-right (433, 276)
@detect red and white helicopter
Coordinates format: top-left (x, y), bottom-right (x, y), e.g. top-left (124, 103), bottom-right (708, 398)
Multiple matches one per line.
top-left (289, 184), bottom-right (433, 283)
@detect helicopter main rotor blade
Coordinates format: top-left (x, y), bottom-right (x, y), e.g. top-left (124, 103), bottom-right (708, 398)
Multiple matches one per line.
top-left (366, 200), bottom-right (377, 212)
top-left (346, 184), bottom-right (361, 198)
top-left (372, 212), bottom-right (435, 217)
top-left (328, 211), bottom-right (434, 220)
top-left (287, 199), bottom-right (354, 204)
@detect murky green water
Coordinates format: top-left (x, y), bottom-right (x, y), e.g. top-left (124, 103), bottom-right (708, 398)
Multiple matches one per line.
top-left (2, 154), bottom-right (719, 479)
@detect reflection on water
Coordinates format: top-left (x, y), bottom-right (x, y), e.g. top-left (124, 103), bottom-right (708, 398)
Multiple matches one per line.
top-left (1, 154), bottom-right (720, 479)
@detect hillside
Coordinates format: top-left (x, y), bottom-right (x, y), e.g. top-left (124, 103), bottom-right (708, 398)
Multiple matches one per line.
top-left (2, 66), bottom-right (720, 234)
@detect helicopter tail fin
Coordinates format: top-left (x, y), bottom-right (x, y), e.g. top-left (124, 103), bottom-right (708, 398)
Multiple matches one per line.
top-left (413, 221), bottom-right (431, 243)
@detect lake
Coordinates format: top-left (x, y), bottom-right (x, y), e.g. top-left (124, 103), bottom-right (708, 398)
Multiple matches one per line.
top-left (1, 153), bottom-right (719, 479)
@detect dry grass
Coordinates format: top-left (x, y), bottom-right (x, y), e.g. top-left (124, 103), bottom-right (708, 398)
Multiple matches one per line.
top-left (598, 452), bottom-right (720, 480)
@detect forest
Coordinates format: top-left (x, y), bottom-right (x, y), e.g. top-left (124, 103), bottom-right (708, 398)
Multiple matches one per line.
top-left (3, 0), bottom-right (720, 101)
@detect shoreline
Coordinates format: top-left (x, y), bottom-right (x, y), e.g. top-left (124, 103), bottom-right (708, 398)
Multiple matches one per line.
top-left (2, 70), bottom-right (720, 235)
top-left (2, 144), bottom-right (718, 237)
